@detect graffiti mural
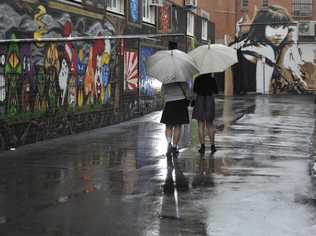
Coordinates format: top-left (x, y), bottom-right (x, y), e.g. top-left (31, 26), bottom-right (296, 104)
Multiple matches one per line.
top-left (5, 34), bottom-right (22, 115)
top-left (124, 51), bottom-right (138, 91)
top-left (0, 47), bottom-right (6, 115)
top-left (0, 1), bottom-right (119, 115)
top-left (20, 44), bottom-right (34, 112)
top-left (233, 5), bottom-right (316, 94)
top-left (159, 3), bottom-right (170, 33)
top-left (140, 47), bottom-right (157, 96)
top-left (129, 0), bottom-right (140, 24)
top-left (0, 0), bottom-right (216, 150)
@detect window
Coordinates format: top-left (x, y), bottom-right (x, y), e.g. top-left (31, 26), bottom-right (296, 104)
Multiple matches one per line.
top-left (262, 0), bottom-right (268, 7)
top-left (143, 0), bottom-right (156, 24)
top-left (187, 12), bottom-right (194, 36)
top-left (107, 0), bottom-right (124, 15)
top-left (60, 0), bottom-right (82, 5)
top-left (293, 0), bottom-right (313, 17)
top-left (241, 0), bottom-right (248, 9)
top-left (201, 19), bottom-right (208, 40)
top-left (201, 10), bottom-right (209, 40)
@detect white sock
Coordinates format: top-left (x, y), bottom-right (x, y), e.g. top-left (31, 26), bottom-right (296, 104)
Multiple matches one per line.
top-left (166, 137), bottom-right (171, 145)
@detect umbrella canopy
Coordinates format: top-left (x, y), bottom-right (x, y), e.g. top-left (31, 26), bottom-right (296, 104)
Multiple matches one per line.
top-left (145, 49), bottom-right (199, 84)
top-left (188, 44), bottom-right (238, 74)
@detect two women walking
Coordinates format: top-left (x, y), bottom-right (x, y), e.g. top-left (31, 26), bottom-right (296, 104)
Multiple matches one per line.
top-left (160, 73), bottom-right (218, 157)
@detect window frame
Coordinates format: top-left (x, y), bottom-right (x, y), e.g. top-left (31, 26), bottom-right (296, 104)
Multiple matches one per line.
top-left (201, 18), bottom-right (208, 41)
top-left (262, 0), bottom-right (269, 7)
top-left (241, 0), bottom-right (248, 9)
top-left (187, 12), bottom-right (195, 37)
top-left (293, 0), bottom-right (313, 17)
top-left (106, 0), bottom-right (125, 15)
top-left (143, 0), bottom-right (156, 24)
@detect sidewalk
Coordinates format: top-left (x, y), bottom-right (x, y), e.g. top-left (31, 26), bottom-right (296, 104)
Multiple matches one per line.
top-left (1, 95), bottom-right (316, 236)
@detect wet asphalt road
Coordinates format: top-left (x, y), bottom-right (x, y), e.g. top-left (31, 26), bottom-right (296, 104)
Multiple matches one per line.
top-left (0, 95), bottom-right (316, 236)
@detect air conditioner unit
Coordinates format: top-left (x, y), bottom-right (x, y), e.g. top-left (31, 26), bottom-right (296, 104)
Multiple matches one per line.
top-left (184, 0), bottom-right (197, 8)
top-left (298, 21), bottom-right (316, 36)
top-left (149, 0), bottom-right (165, 7)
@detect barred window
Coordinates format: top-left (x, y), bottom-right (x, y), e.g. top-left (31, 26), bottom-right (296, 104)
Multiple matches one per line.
top-left (241, 0), bottom-right (248, 9)
top-left (262, 0), bottom-right (269, 7)
top-left (293, 0), bottom-right (313, 17)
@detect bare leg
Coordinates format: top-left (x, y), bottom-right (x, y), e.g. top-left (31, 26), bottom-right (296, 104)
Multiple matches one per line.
top-left (165, 125), bottom-right (173, 144)
top-left (206, 121), bottom-right (216, 144)
top-left (165, 125), bottom-right (173, 156)
top-left (206, 121), bottom-right (216, 153)
top-left (198, 121), bottom-right (205, 145)
top-left (198, 121), bottom-right (206, 153)
top-left (172, 125), bottom-right (181, 147)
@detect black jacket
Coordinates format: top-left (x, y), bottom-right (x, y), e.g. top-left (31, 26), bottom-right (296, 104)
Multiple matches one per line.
top-left (193, 73), bottom-right (218, 96)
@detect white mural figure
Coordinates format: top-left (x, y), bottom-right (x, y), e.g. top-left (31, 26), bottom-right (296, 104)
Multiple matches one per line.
top-left (58, 58), bottom-right (69, 106)
top-left (94, 55), bottom-right (103, 104)
top-left (0, 54), bottom-right (5, 107)
top-left (102, 39), bottom-right (111, 103)
top-left (234, 5), bottom-right (308, 94)
top-left (280, 27), bottom-right (307, 88)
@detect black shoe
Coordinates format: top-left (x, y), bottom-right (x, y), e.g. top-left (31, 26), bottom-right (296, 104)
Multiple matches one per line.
top-left (211, 144), bottom-right (216, 154)
top-left (175, 173), bottom-right (189, 192)
top-left (166, 143), bottom-right (172, 157)
top-left (171, 146), bottom-right (179, 156)
top-left (198, 144), bottom-right (205, 154)
top-left (163, 177), bottom-right (174, 194)
top-left (167, 154), bottom-right (173, 167)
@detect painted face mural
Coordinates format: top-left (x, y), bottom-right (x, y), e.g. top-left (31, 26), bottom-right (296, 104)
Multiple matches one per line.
top-left (233, 5), bottom-right (312, 95)
top-left (265, 25), bottom-right (289, 46)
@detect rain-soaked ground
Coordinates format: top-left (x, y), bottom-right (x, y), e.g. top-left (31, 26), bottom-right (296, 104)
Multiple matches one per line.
top-left (0, 95), bottom-right (316, 236)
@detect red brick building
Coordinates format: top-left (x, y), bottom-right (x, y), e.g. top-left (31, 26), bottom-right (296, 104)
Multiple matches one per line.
top-left (173, 0), bottom-right (316, 43)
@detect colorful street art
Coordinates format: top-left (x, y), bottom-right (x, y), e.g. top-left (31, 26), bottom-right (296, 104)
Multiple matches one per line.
top-left (0, 48), bottom-right (6, 115)
top-left (0, 2), bottom-right (118, 117)
top-left (124, 51), bottom-right (138, 91)
top-left (233, 5), bottom-right (316, 94)
top-left (0, 0), bottom-right (216, 150)
top-left (140, 47), bottom-right (157, 96)
top-left (160, 4), bottom-right (170, 33)
top-left (129, 0), bottom-right (140, 24)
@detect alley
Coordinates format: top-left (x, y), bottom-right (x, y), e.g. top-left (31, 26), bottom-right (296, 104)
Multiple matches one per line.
top-left (0, 96), bottom-right (315, 236)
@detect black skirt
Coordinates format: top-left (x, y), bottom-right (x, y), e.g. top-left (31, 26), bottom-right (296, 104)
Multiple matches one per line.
top-left (160, 99), bottom-right (189, 125)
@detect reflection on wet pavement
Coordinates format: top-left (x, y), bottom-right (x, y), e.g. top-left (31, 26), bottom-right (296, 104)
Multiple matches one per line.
top-left (0, 96), bottom-right (316, 235)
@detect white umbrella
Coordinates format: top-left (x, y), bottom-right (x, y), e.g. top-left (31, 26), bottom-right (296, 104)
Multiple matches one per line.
top-left (188, 44), bottom-right (238, 74)
top-left (145, 49), bottom-right (199, 84)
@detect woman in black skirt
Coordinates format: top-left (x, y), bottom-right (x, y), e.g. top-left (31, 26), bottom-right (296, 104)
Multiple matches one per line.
top-left (160, 82), bottom-right (190, 156)
top-left (192, 73), bottom-right (218, 154)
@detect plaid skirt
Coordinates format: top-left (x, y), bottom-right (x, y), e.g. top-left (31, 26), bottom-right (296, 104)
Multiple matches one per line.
top-left (192, 95), bottom-right (215, 122)
top-left (160, 99), bottom-right (189, 125)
